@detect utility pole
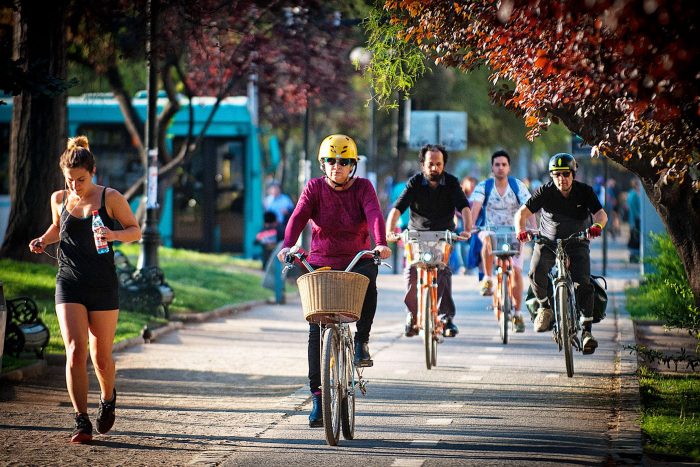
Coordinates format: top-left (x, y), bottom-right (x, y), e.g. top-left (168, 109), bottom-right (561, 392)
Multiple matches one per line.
top-left (137, 0), bottom-right (161, 270)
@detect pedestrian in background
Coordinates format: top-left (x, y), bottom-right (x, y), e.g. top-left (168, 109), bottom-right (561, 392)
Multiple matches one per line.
top-left (626, 178), bottom-right (641, 263)
top-left (263, 180), bottom-right (295, 226)
top-left (28, 136), bottom-right (141, 443)
top-left (452, 176), bottom-right (477, 274)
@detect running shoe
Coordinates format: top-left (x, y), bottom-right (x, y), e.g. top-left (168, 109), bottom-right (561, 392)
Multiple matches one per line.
top-left (71, 413), bottom-right (93, 443)
top-left (582, 331), bottom-right (599, 355)
top-left (534, 308), bottom-right (554, 332)
top-left (513, 314), bottom-right (525, 333)
top-left (480, 279), bottom-right (494, 296)
top-left (96, 388), bottom-right (116, 434)
top-left (309, 393), bottom-right (323, 428)
top-left (404, 311), bottom-right (417, 337)
top-left (442, 318), bottom-right (459, 337)
top-left (354, 341), bottom-right (373, 367)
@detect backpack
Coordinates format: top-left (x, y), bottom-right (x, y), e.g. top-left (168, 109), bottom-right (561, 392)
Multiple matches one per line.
top-left (466, 177), bottom-right (522, 270)
top-left (474, 176), bottom-right (522, 227)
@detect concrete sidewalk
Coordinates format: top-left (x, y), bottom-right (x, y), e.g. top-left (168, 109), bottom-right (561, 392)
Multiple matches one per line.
top-left (0, 234), bottom-right (644, 465)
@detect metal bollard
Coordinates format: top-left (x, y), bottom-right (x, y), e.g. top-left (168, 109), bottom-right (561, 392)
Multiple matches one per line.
top-left (0, 281), bottom-right (7, 372)
top-left (274, 257), bottom-right (285, 304)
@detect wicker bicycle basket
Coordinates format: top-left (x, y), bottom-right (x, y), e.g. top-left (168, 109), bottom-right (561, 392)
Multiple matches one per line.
top-left (296, 270), bottom-right (369, 324)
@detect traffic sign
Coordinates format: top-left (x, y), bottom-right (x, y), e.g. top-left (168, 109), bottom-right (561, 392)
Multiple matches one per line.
top-left (409, 111), bottom-right (467, 151)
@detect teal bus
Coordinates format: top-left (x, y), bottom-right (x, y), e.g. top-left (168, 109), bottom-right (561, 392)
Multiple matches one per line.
top-left (0, 92), bottom-right (265, 258)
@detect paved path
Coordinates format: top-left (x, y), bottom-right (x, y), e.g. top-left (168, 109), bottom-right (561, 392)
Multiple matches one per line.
top-left (0, 236), bottom-right (642, 466)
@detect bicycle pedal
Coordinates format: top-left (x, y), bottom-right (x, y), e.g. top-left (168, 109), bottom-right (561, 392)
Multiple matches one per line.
top-left (356, 359), bottom-right (373, 368)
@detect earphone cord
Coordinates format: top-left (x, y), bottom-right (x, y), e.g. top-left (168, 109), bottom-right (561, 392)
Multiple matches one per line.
top-left (42, 244), bottom-right (59, 261)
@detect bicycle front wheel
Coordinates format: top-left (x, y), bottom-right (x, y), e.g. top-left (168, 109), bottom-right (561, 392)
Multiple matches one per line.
top-left (340, 335), bottom-right (355, 440)
top-left (321, 327), bottom-right (341, 445)
top-left (499, 273), bottom-right (510, 345)
top-left (422, 286), bottom-right (433, 370)
top-left (556, 285), bottom-right (574, 377)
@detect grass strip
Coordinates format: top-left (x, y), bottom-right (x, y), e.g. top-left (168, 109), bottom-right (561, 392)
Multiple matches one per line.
top-left (1, 245), bottom-right (277, 359)
top-left (638, 366), bottom-right (700, 462)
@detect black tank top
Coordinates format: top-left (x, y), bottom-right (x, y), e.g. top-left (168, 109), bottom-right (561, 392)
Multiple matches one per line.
top-left (57, 188), bottom-right (118, 287)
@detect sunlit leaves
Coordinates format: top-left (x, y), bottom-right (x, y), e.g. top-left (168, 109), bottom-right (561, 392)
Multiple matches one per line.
top-left (367, 0), bottom-right (700, 190)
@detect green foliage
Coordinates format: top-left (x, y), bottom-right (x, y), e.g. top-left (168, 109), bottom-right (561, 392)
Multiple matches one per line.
top-left (626, 233), bottom-right (700, 335)
top-left (638, 367), bottom-right (700, 461)
top-left (409, 65), bottom-right (571, 163)
top-left (364, 8), bottom-right (426, 108)
top-left (115, 244), bottom-right (270, 313)
top-left (1, 355), bottom-right (36, 374)
top-left (0, 246), bottom-right (271, 356)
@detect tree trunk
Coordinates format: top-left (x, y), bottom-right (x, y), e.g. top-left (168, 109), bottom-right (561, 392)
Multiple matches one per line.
top-left (0, 1), bottom-right (67, 263)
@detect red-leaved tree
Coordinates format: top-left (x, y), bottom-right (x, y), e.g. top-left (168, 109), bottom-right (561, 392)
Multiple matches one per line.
top-left (367, 0), bottom-right (700, 305)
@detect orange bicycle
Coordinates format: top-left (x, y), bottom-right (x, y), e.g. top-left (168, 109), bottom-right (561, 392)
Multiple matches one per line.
top-left (477, 225), bottom-right (520, 344)
top-left (390, 230), bottom-right (468, 369)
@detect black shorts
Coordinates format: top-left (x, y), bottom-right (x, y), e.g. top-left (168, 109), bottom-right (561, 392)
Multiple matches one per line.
top-left (55, 278), bottom-right (119, 312)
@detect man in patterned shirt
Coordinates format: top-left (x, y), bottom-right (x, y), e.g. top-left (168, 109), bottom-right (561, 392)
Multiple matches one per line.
top-left (469, 150), bottom-right (532, 332)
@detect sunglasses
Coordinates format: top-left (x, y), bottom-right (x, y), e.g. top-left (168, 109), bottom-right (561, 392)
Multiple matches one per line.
top-left (323, 158), bottom-right (354, 167)
top-left (551, 171), bottom-right (572, 178)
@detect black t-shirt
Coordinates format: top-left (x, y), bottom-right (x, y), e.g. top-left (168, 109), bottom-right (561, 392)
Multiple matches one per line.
top-left (393, 172), bottom-right (469, 231)
top-left (525, 180), bottom-right (603, 240)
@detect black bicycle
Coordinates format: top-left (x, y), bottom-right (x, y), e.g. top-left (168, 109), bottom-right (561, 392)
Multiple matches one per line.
top-left (528, 229), bottom-right (594, 377)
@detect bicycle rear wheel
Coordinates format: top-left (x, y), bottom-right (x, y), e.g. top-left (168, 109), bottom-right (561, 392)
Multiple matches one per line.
top-left (499, 273), bottom-right (510, 345)
top-left (422, 286), bottom-right (433, 370)
top-left (321, 327), bottom-right (341, 445)
top-left (556, 285), bottom-right (574, 377)
top-left (340, 335), bottom-right (355, 439)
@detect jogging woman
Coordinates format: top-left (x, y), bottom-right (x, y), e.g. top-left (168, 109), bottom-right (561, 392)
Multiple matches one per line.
top-left (29, 136), bottom-right (141, 443)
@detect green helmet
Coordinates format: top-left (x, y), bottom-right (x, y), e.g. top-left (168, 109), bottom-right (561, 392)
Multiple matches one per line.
top-left (548, 153), bottom-right (577, 173)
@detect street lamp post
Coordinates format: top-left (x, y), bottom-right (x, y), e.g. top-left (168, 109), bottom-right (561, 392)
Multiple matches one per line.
top-left (350, 47), bottom-right (376, 176)
top-left (137, 0), bottom-right (161, 270)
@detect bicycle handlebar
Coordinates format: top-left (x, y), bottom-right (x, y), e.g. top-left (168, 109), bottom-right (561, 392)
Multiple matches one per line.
top-left (387, 229), bottom-right (469, 244)
top-left (527, 229), bottom-right (589, 247)
top-left (282, 247), bottom-right (391, 276)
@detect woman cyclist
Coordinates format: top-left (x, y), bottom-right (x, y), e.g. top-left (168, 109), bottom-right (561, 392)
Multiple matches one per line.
top-left (277, 134), bottom-right (391, 427)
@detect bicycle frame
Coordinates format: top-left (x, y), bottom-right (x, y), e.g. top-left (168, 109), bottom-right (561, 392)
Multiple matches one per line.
top-left (396, 230), bottom-right (466, 369)
top-left (532, 230), bottom-right (588, 377)
top-left (478, 225), bottom-right (519, 344)
top-left (282, 247), bottom-right (386, 445)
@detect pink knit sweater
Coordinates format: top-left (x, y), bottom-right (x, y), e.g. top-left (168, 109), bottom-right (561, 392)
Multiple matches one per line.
top-left (283, 177), bottom-right (387, 270)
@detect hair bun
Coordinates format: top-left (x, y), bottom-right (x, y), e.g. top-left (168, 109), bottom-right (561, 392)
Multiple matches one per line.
top-left (67, 136), bottom-right (90, 151)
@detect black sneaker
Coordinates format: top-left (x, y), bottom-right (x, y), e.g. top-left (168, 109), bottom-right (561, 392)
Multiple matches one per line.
top-left (404, 311), bottom-right (417, 337)
top-left (353, 341), bottom-right (373, 367)
top-left (582, 331), bottom-right (598, 355)
top-left (96, 389), bottom-right (116, 434)
top-left (71, 413), bottom-right (93, 443)
top-left (443, 318), bottom-right (459, 337)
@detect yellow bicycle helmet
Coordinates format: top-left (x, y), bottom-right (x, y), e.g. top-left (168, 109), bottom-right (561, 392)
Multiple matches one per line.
top-left (318, 134), bottom-right (358, 161)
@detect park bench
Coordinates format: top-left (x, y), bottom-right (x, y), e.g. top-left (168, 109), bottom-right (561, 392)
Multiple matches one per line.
top-left (3, 296), bottom-right (50, 359)
top-left (115, 250), bottom-right (174, 319)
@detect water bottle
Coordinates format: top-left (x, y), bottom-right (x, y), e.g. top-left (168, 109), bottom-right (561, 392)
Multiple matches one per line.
top-left (92, 210), bottom-right (110, 254)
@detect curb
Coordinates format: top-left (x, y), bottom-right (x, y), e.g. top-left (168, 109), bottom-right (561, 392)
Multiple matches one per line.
top-left (607, 275), bottom-right (643, 464)
top-left (0, 359), bottom-right (48, 382)
top-left (0, 293), bottom-right (296, 382)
